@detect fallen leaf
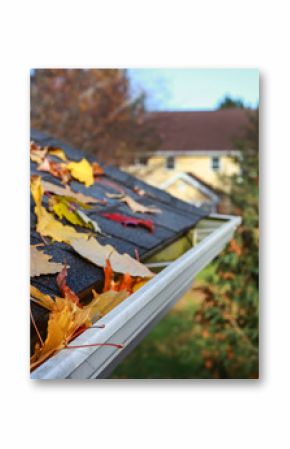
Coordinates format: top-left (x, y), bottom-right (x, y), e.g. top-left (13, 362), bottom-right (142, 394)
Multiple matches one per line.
top-left (92, 161), bottom-right (104, 176)
top-left (133, 186), bottom-right (146, 196)
top-left (30, 285), bottom-right (56, 310)
top-left (103, 258), bottom-right (114, 292)
top-left (31, 176), bottom-right (89, 243)
top-left (102, 212), bottom-right (154, 233)
top-left (49, 196), bottom-right (85, 227)
top-left (76, 209), bottom-right (102, 234)
top-left (103, 259), bottom-right (136, 294)
top-left (132, 279), bottom-right (149, 292)
top-left (30, 296), bottom-right (87, 370)
top-left (48, 148), bottom-right (67, 161)
top-left (90, 289), bottom-right (128, 318)
top-left (118, 273), bottom-right (135, 294)
top-left (106, 193), bottom-right (161, 214)
top-left (122, 195), bottom-right (161, 214)
top-left (30, 244), bottom-right (66, 277)
top-left (70, 237), bottom-right (153, 278)
top-left (42, 180), bottom-right (103, 204)
top-left (56, 266), bottom-right (81, 306)
top-left (38, 158), bottom-right (71, 184)
top-left (67, 159), bottom-right (94, 187)
top-left (30, 271), bottom-right (129, 370)
top-left (49, 195), bottom-right (102, 233)
top-left (30, 141), bottom-right (48, 164)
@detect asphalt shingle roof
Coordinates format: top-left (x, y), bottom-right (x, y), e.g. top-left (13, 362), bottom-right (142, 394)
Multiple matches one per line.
top-left (30, 129), bottom-right (208, 350)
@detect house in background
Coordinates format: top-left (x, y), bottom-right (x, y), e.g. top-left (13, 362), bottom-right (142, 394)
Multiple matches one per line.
top-left (131, 109), bottom-right (248, 191)
top-left (126, 165), bottom-right (221, 212)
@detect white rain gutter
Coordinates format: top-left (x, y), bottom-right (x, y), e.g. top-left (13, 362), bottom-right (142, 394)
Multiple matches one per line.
top-left (31, 214), bottom-right (241, 380)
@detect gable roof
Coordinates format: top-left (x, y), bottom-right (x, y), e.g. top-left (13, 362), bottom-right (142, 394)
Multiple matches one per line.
top-left (146, 109), bottom-right (249, 152)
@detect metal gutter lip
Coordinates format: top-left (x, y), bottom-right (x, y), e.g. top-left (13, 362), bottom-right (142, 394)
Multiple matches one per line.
top-left (31, 214), bottom-right (241, 380)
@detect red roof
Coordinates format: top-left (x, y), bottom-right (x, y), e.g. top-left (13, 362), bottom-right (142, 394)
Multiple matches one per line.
top-left (146, 109), bottom-right (249, 151)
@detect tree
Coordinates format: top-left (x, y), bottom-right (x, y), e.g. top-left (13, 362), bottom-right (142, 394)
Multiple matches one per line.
top-left (218, 95), bottom-right (245, 109)
top-left (194, 109), bottom-right (259, 378)
top-left (31, 69), bottom-right (160, 164)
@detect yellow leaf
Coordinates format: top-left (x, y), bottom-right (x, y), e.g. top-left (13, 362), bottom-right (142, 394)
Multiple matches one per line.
top-left (30, 285), bottom-right (56, 311)
top-left (30, 284), bottom-right (128, 370)
top-left (91, 289), bottom-right (128, 318)
top-left (49, 195), bottom-right (102, 233)
top-left (132, 278), bottom-right (149, 292)
top-left (30, 299), bottom-right (82, 370)
top-left (67, 159), bottom-right (94, 187)
top-left (30, 244), bottom-right (66, 277)
top-left (42, 180), bottom-right (100, 204)
top-left (31, 176), bottom-right (89, 243)
top-left (50, 197), bottom-right (85, 227)
top-left (48, 148), bottom-right (67, 161)
top-left (70, 237), bottom-right (153, 278)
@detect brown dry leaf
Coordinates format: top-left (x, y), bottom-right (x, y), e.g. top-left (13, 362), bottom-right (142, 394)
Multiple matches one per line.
top-left (70, 237), bottom-right (153, 278)
top-left (122, 195), bottom-right (161, 214)
top-left (30, 141), bottom-right (48, 164)
top-left (30, 152), bottom-right (45, 164)
top-left (31, 176), bottom-right (89, 243)
top-left (106, 193), bottom-right (161, 214)
top-left (30, 244), bottom-right (66, 277)
top-left (67, 159), bottom-right (94, 187)
top-left (92, 161), bottom-right (104, 176)
top-left (42, 180), bottom-right (101, 204)
top-left (37, 158), bottom-right (51, 172)
top-left (37, 158), bottom-right (71, 184)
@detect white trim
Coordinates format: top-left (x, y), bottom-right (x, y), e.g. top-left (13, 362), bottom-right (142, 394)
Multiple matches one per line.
top-left (160, 172), bottom-right (220, 204)
top-left (138, 149), bottom-right (241, 158)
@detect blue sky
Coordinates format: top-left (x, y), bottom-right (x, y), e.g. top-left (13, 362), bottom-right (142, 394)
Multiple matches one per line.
top-left (128, 69), bottom-right (259, 111)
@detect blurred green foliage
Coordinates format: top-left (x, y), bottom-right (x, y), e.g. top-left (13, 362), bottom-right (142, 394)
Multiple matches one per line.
top-left (111, 110), bottom-right (259, 379)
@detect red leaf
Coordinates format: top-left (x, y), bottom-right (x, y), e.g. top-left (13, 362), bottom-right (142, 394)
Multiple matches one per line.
top-left (102, 213), bottom-right (154, 233)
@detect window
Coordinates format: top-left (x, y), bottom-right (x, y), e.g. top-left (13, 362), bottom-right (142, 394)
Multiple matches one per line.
top-left (166, 156), bottom-right (175, 169)
top-left (211, 156), bottom-right (220, 172)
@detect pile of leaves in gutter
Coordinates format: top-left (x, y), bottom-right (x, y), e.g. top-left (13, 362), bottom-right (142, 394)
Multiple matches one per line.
top-left (30, 142), bottom-right (160, 371)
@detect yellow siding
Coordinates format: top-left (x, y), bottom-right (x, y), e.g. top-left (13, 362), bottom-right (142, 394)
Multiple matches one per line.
top-left (147, 155), bottom-right (239, 190)
top-left (166, 180), bottom-right (208, 204)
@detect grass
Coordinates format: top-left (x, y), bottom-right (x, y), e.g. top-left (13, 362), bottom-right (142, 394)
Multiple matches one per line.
top-left (110, 262), bottom-right (218, 379)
